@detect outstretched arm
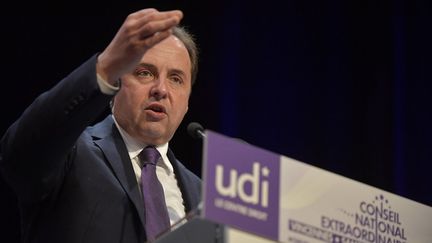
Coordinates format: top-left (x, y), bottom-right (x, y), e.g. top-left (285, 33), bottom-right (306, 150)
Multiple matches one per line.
top-left (0, 8), bottom-right (183, 203)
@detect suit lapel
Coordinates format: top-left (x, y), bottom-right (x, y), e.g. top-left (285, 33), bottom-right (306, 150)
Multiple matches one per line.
top-left (91, 116), bottom-right (146, 228)
top-left (167, 149), bottom-right (199, 213)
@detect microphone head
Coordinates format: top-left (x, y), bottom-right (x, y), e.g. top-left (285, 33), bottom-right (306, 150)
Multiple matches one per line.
top-left (187, 122), bottom-right (205, 140)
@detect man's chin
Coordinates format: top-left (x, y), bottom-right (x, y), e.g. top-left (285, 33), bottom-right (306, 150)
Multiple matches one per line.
top-left (139, 127), bottom-right (169, 145)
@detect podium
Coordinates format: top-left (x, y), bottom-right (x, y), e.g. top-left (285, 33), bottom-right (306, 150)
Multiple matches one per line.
top-left (156, 217), bottom-right (277, 243)
top-left (159, 130), bottom-right (432, 243)
top-left (155, 218), bottom-right (224, 243)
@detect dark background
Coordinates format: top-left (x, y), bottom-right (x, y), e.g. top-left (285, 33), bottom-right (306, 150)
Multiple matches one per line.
top-left (1, 0), bottom-right (431, 242)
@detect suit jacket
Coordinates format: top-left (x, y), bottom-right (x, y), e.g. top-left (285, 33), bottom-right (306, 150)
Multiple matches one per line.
top-left (0, 55), bottom-right (201, 243)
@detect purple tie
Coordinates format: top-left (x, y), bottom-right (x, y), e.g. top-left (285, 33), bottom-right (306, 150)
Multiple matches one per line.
top-left (139, 146), bottom-right (170, 241)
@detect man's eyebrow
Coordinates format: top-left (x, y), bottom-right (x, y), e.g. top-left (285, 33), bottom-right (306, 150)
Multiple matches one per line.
top-left (169, 68), bottom-right (187, 77)
top-left (138, 63), bottom-right (157, 70)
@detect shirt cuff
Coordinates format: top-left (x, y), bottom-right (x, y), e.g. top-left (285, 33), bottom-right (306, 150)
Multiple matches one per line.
top-left (96, 73), bottom-right (120, 95)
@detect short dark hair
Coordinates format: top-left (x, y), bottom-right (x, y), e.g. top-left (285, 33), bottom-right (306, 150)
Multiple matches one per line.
top-left (172, 26), bottom-right (199, 85)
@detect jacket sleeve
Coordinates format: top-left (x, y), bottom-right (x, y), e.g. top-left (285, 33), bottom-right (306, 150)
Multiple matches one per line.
top-left (0, 54), bottom-right (114, 203)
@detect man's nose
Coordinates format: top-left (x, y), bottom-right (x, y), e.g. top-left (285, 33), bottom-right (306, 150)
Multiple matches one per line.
top-left (150, 77), bottom-right (168, 99)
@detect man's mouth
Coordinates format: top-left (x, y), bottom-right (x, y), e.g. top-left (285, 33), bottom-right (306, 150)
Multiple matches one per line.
top-left (145, 103), bottom-right (167, 118)
top-left (147, 106), bottom-right (164, 112)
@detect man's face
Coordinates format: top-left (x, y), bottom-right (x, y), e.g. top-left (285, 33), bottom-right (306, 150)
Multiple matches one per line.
top-left (113, 35), bottom-right (192, 145)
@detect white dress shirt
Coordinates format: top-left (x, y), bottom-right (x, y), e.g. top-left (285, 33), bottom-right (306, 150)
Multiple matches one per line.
top-left (96, 73), bottom-right (186, 225)
top-left (112, 116), bottom-right (186, 225)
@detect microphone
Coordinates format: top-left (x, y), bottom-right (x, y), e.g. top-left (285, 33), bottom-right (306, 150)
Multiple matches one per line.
top-left (187, 122), bottom-right (206, 140)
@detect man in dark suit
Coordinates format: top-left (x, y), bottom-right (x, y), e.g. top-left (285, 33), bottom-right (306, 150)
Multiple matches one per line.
top-left (0, 8), bottom-right (201, 243)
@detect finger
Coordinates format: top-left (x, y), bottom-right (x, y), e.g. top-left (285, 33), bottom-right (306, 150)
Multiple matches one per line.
top-left (128, 8), bottom-right (158, 19)
top-left (134, 10), bottom-right (183, 29)
top-left (135, 9), bottom-right (182, 21)
top-left (137, 16), bottom-right (181, 40)
top-left (141, 29), bottom-right (173, 48)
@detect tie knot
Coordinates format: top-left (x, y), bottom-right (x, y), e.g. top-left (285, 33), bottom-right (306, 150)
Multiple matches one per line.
top-left (139, 146), bottom-right (161, 167)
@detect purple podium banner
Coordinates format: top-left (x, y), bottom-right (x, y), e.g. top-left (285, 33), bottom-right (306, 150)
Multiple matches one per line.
top-left (201, 130), bottom-right (432, 243)
top-left (202, 130), bottom-right (280, 240)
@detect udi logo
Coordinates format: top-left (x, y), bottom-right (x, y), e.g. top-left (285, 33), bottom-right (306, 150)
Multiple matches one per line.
top-left (215, 162), bottom-right (270, 207)
top-left (203, 130), bottom-right (281, 240)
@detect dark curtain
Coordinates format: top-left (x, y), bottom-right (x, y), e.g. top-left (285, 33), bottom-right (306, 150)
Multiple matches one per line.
top-left (1, 1), bottom-right (431, 242)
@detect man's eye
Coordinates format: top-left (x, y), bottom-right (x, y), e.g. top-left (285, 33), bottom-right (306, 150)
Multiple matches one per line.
top-left (170, 75), bottom-right (183, 84)
top-left (136, 70), bottom-right (154, 79)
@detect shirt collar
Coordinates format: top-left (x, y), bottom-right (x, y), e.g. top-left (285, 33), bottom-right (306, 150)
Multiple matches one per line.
top-left (112, 115), bottom-right (173, 174)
